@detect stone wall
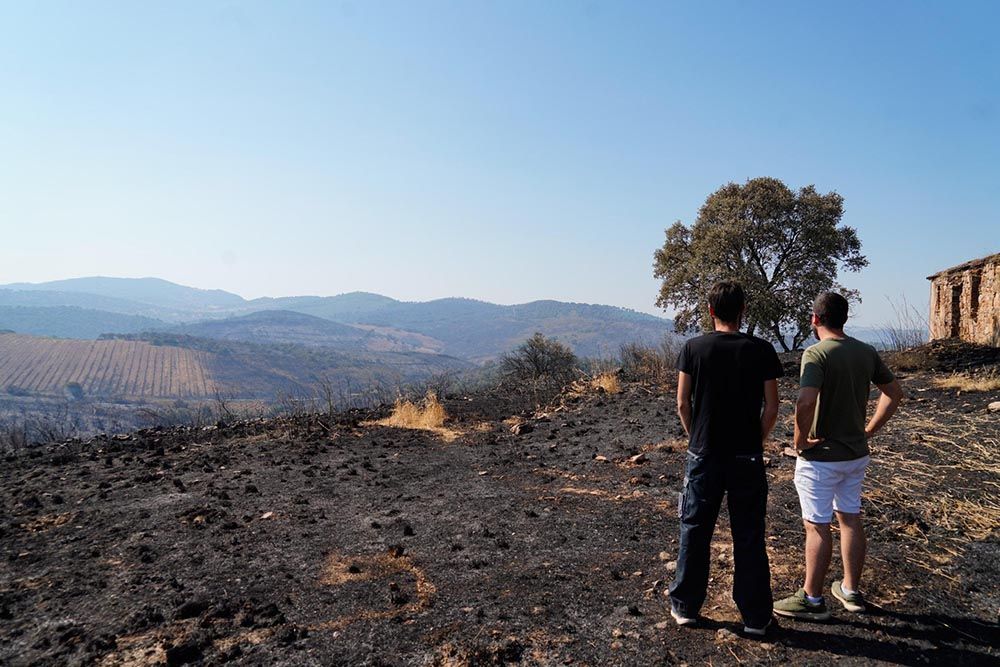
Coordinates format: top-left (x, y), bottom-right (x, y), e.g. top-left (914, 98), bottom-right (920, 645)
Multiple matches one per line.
top-left (928, 254), bottom-right (1000, 346)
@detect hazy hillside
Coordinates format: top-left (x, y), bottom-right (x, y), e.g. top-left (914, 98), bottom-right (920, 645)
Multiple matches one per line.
top-left (0, 305), bottom-right (166, 339)
top-left (166, 310), bottom-right (370, 349)
top-left (248, 292), bottom-right (398, 321)
top-left (0, 288), bottom-right (169, 318)
top-left (0, 277), bottom-right (244, 313)
top-left (332, 297), bottom-right (674, 361)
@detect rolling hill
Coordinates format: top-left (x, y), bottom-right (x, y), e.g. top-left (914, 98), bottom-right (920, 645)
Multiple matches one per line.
top-left (165, 310), bottom-right (370, 349)
top-left (0, 305), bottom-right (166, 339)
top-left (1, 277), bottom-right (244, 313)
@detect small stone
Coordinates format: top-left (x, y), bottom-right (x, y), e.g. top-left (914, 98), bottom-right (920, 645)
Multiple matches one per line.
top-left (511, 422), bottom-right (533, 435)
top-left (629, 453), bottom-right (647, 465)
top-left (658, 551), bottom-right (671, 561)
top-left (594, 455), bottom-right (609, 463)
top-left (260, 512), bottom-right (274, 520)
top-left (665, 560), bottom-right (677, 572)
top-left (654, 620), bottom-right (670, 630)
top-left (988, 401), bottom-right (1000, 413)
top-left (782, 447), bottom-right (798, 458)
top-left (716, 628), bottom-right (740, 642)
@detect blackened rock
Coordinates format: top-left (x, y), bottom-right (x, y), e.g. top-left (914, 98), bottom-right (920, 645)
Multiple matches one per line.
top-left (174, 598), bottom-right (210, 620)
top-left (128, 606), bottom-right (165, 632)
top-left (165, 639), bottom-right (203, 665)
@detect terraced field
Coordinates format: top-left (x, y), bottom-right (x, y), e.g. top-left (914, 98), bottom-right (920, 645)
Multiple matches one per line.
top-left (0, 333), bottom-right (216, 398)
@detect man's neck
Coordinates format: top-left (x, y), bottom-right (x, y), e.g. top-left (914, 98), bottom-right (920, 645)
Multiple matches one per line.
top-left (713, 320), bottom-right (740, 333)
top-left (816, 326), bottom-right (847, 341)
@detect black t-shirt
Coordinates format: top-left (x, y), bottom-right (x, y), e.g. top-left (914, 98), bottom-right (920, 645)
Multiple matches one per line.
top-left (677, 331), bottom-right (784, 456)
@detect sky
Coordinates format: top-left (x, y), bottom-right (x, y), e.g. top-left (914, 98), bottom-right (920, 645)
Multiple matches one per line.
top-left (1, 1), bottom-right (997, 326)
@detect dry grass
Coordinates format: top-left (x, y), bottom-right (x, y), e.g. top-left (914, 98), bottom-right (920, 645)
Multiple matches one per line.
top-left (864, 408), bottom-right (1000, 587)
top-left (591, 372), bottom-right (622, 394)
top-left (370, 391), bottom-right (460, 441)
top-left (932, 369), bottom-right (1000, 392)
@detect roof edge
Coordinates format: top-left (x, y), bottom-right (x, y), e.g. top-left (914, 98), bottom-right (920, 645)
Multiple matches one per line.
top-left (926, 251), bottom-right (1000, 280)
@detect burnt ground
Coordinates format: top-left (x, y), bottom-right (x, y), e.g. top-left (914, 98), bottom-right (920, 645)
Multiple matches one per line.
top-left (1, 348), bottom-right (998, 666)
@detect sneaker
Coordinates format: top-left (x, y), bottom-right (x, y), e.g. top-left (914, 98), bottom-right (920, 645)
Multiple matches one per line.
top-left (773, 589), bottom-right (832, 621)
top-left (742, 618), bottom-right (772, 637)
top-left (670, 606), bottom-right (697, 626)
top-left (831, 580), bottom-right (866, 613)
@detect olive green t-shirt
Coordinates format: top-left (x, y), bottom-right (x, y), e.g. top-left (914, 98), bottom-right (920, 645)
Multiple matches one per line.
top-left (799, 337), bottom-right (895, 462)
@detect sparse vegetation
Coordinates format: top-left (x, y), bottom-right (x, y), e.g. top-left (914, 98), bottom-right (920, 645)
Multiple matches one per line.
top-left (618, 336), bottom-right (682, 385)
top-left (590, 372), bottom-right (621, 394)
top-left (879, 295), bottom-right (928, 351)
top-left (932, 369), bottom-right (1000, 392)
top-left (499, 333), bottom-right (579, 408)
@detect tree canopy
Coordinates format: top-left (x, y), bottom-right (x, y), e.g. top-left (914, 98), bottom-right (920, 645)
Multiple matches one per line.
top-left (653, 177), bottom-right (867, 350)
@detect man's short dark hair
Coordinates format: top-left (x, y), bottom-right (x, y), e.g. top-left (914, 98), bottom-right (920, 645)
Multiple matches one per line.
top-left (814, 292), bottom-right (849, 329)
top-left (708, 281), bottom-right (745, 324)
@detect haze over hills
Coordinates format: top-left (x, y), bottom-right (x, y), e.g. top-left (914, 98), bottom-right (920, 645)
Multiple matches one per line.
top-left (2, 277), bottom-right (244, 313)
top-left (0, 277), bottom-right (675, 361)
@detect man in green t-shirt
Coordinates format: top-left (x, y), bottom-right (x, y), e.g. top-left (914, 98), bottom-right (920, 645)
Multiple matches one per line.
top-left (774, 292), bottom-right (902, 621)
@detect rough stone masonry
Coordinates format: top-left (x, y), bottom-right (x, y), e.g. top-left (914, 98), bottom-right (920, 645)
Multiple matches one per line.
top-left (927, 252), bottom-right (1000, 346)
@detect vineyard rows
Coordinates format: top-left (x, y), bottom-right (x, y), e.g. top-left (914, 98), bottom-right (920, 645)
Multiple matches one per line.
top-left (0, 334), bottom-right (217, 398)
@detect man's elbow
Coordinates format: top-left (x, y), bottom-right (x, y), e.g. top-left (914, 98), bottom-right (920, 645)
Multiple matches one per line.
top-left (879, 379), bottom-right (903, 402)
top-left (794, 400), bottom-right (817, 421)
top-left (676, 399), bottom-right (691, 415)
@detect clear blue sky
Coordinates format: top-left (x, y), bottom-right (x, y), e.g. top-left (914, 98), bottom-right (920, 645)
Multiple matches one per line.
top-left (1, 1), bottom-right (997, 326)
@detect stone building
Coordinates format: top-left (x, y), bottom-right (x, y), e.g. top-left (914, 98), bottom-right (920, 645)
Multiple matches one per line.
top-left (927, 252), bottom-right (1000, 346)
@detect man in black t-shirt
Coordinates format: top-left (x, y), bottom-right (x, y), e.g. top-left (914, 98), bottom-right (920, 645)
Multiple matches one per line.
top-left (667, 281), bottom-right (783, 636)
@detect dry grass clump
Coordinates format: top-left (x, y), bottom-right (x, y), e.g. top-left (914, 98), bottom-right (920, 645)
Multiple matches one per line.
top-left (384, 391), bottom-right (448, 430)
top-left (591, 373), bottom-right (621, 394)
top-left (865, 410), bottom-right (1000, 584)
top-left (372, 391), bottom-right (459, 441)
top-left (932, 369), bottom-right (1000, 392)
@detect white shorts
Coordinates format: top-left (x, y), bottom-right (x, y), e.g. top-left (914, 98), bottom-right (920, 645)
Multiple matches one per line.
top-left (793, 455), bottom-right (870, 524)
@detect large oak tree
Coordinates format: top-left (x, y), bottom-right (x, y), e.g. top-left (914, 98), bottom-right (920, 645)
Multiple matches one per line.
top-left (653, 177), bottom-right (867, 350)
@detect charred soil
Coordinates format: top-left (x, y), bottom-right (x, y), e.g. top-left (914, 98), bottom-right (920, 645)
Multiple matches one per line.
top-left (1, 343), bottom-right (998, 665)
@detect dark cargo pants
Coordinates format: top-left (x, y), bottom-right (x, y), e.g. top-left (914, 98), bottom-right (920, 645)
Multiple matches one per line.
top-left (668, 450), bottom-right (773, 627)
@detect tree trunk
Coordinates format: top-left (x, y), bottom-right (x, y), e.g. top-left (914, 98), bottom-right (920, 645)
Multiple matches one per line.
top-left (773, 325), bottom-right (791, 352)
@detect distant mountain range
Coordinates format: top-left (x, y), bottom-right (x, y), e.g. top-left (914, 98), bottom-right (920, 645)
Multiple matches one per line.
top-left (0, 277), bottom-right (675, 361)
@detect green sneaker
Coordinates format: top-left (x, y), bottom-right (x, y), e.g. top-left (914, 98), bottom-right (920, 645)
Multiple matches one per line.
top-left (773, 588), bottom-right (832, 621)
top-left (832, 580), bottom-right (866, 613)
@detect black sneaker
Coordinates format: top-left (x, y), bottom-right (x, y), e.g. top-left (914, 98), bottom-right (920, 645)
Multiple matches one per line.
top-left (670, 606), bottom-right (697, 626)
top-left (743, 618), bottom-right (773, 637)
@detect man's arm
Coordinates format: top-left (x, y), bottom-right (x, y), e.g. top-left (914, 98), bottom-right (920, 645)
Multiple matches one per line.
top-left (761, 379), bottom-right (779, 445)
top-left (794, 386), bottom-right (824, 451)
top-left (677, 371), bottom-right (693, 436)
top-left (865, 379), bottom-right (903, 437)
